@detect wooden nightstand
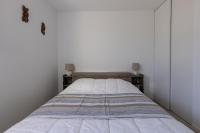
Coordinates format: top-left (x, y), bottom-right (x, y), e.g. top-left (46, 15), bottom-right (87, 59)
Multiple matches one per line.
top-left (63, 75), bottom-right (73, 90)
top-left (131, 74), bottom-right (144, 93)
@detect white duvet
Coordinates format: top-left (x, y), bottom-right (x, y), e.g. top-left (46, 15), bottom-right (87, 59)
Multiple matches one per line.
top-left (6, 79), bottom-right (194, 133)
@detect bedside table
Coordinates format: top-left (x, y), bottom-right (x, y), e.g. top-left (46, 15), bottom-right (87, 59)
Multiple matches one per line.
top-left (131, 74), bottom-right (144, 93)
top-left (63, 75), bottom-right (73, 90)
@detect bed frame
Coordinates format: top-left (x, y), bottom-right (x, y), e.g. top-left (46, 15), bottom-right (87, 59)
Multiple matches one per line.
top-left (72, 72), bottom-right (132, 82)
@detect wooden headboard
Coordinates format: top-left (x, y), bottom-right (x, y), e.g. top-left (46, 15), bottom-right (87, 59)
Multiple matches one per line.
top-left (72, 72), bottom-right (132, 82)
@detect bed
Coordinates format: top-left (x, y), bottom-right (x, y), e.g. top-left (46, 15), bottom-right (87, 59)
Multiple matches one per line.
top-left (6, 73), bottom-right (194, 133)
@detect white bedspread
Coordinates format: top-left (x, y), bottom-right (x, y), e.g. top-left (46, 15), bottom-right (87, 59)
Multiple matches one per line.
top-left (5, 79), bottom-right (194, 133)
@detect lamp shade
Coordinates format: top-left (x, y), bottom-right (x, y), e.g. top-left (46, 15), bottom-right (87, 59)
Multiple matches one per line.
top-left (65, 64), bottom-right (75, 71)
top-left (132, 63), bottom-right (140, 71)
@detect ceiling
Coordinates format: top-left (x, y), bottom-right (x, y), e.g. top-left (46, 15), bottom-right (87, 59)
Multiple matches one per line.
top-left (46, 0), bottom-right (166, 12)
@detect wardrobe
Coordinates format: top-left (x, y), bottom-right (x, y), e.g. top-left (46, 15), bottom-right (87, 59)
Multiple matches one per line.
top-left (154, 0), bottom-right (200, 129)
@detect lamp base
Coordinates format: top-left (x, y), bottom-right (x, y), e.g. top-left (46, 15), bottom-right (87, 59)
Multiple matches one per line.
top-left (65, 71), bottom-right (72, 76)
top-left (133, 71), bottom-right (139, 75)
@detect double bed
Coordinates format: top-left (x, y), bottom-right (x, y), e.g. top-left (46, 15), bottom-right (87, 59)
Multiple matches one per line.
top-left (6, 73), bottom-right (194, 133)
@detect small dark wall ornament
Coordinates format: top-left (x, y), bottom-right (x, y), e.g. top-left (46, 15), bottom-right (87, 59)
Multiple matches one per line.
top-left (22, 5), bottom-right (29, 23)
top-left (41, 22), bottom-right (46, 35)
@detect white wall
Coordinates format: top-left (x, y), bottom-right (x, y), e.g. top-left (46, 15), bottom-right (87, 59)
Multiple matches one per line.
top-left (193, 0), bottom-right (200, 130)
top-left (171, 0), bottom-right (194, 123)
top-left (154, 0), bottom-right (171, 109)
top-left (57, 11), bottom-right (155, 97)
top-left (0, 0), bottom-right (57, 132)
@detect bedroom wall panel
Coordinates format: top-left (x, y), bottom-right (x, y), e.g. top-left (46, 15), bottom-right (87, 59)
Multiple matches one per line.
top-left (154, 0), bottom-right (171, 109)
top-left (0, 0), bottom-right (57, 132)
top-left (171, 0), bottom-right (194, 124)
top-left (57, 11), bottom-right (155, 98)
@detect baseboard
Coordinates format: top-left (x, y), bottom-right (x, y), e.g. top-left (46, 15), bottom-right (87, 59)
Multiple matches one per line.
top-left (152, 100), bottom-right (200, 133)
top-left (166, 110), bottom-right (200, 133)
top-left (191, 124), bottom-right (200, 133)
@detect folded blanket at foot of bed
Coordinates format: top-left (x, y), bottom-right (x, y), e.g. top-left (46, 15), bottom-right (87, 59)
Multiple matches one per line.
top-left (30, 93), bottom-right (171, 119)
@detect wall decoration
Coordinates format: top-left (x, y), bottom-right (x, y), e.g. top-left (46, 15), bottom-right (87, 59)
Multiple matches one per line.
top-left (22, 5), bottom-right (29, 23)
top-left (41, 22), bottom-right (46, 35)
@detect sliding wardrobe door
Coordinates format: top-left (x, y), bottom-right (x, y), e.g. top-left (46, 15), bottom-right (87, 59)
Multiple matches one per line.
top-left (154, 0), bottom-right (171, 109)
top-left (171, 0), bottom-right (194, 123)
top-left (193, 0), bottom-right (200, 128)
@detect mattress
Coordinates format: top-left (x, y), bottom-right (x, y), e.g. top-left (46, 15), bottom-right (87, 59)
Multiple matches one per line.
top-left (5, 79), bottom-right (194, 133)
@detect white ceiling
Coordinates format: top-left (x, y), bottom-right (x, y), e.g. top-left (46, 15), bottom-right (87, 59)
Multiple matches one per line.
top-left (46, 0), bottom-right (166, 11)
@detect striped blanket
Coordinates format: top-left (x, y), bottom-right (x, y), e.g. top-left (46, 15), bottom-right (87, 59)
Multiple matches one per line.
top-left (31, 93), bottom-right (171, 119)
